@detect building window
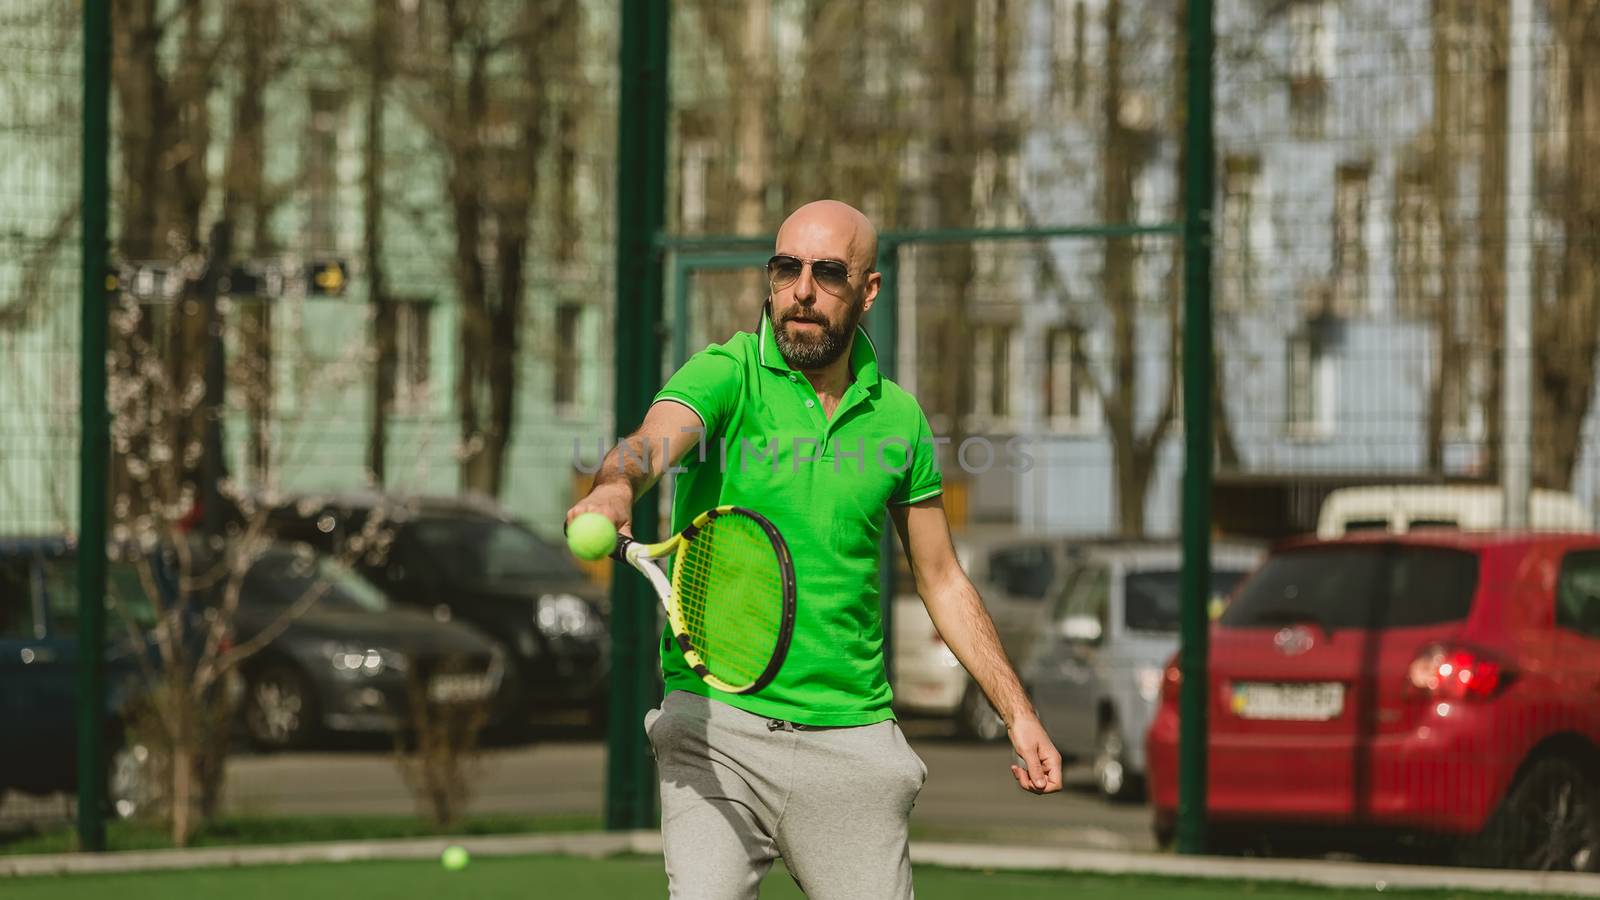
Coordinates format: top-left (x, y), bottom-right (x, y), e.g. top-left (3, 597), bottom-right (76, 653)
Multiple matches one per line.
top-left (554, 303), bottom-right (582, 409)
top-left (1051, 0), bottom-right (1079, 110)
top-left (1044, 326), bottom-right (1098, 432)
top-left (395, 300), bottom-right (432, 413)
top-left (1288, 1), bottom-right (1333, 137)
top-left (1289, 1), bottom-right (1334, 82)
top-left (1442, 2), bottom-right (1488, 135)
top-left (1071, 1), bottom-right (1087, 110)
top-left (968, 323), bottom-right (1013, 422)
top-left (1286, 333), bottom-right (1333, 436)
top-left (396, 0), bottom-right (427, 55)
top-left (680, 139), bottom-right (711, 234)
top-left (1441, 347), bottom-right (1487, 441)
top-left (1333, 164), bottom-right (1369, 315)
top-left (974, 0), bottom-right (999, 104)
top-left (1219, 155), bottom-right (1260, 311)
top-left (1540, 40), bottom-right (1569, 164)
top-left (1393, 170), bottom-right (1442, 319)
top-left (305, 88), bottom-right (345, 252)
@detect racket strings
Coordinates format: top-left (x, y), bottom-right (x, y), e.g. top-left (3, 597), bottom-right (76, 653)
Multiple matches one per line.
top-left (675, 514), bottom-right (784, 687)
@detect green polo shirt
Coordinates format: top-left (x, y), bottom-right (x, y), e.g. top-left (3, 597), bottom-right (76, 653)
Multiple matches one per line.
top-left (651, 313), bottom-right (943, 725)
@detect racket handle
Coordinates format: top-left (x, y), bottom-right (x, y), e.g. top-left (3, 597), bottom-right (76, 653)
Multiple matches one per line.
top-left (610, 533), bottom-right (635, 563)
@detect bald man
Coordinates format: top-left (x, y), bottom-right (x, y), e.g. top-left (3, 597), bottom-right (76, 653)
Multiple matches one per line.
top-left (567, 200), bottom-right (1062, 899)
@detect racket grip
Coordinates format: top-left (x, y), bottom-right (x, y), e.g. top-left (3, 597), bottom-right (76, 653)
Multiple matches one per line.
top-left (610, 533), bottom-right (635, 563)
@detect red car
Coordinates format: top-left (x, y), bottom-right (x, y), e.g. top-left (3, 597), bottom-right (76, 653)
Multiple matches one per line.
top-left (1146, 531), bottom-right (1600, 871)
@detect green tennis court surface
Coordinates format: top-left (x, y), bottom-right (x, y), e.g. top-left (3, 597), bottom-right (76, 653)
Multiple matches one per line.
top-left (0, 854), bottom-right (1546, 899)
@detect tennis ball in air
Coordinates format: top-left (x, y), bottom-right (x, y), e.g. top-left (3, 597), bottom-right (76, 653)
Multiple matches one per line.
top-left (440, 845), bottom-right (470, 871)
top-left (566, 512), bottom-right (618, 561)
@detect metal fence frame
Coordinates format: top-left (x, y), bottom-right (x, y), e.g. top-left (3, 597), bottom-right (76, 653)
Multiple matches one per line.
top-left (602, 0), bottom-right (1216, 851)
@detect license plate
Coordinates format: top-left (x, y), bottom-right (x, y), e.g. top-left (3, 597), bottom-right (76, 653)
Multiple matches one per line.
top-left (1230, 682), bottom-right (1344, 721)
top-left (428, 673), bottom-right (494, 703)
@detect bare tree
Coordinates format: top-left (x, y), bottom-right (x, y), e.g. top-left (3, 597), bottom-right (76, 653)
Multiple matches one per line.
top-left (401, 0), bottom-right (578, 497)
top-left (221, 0), bottom-right (290, 482)
top-left (393, 668), bottom-right (492, 827)
top-left (110, 0), bottom-right (225, 518)
top-left (1533, 0), bottom-right (1600, 490)
top-left (1097, 0), bottom-right (1176, 536)
top-left (105, 278), bottom-right (400, 844)
top-left (1420, 3), bottom-right (1461, 474)
top-left (366, 0), bottom-right (398, 485)
top-left (1475, 2), bottom-right (1509, 480)
top-left (924, 0), bottom-right (980, 457)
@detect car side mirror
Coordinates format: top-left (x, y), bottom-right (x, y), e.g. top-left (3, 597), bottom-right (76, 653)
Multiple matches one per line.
top-left (1059, 615), bottom-right (1103, 644)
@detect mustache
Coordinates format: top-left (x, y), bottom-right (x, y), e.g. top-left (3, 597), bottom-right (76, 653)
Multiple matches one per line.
top-left (782, 311), bottom-right (829, 326)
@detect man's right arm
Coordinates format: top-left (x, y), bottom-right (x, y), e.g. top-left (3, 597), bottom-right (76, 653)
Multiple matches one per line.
top-left (564, 400), bottom-right (706, 536)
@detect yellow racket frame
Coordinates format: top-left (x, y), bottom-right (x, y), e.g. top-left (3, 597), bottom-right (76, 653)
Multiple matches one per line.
top-left (612, 505), bottom-right (796, 694)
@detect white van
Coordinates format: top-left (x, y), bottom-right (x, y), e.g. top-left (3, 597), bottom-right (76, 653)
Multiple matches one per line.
top-left (1315, 485), bottom-right (1594, 538)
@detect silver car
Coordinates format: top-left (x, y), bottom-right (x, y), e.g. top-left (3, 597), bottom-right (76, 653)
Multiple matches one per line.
top-left (1021, 541), bottom-right (1263, 801)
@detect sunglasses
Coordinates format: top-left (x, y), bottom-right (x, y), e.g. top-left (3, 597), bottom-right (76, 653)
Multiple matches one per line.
top-left (766, 255), bottom-right (866, 297)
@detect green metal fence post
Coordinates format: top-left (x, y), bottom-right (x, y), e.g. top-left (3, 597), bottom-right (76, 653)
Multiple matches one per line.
top-left (606, 0), bottom-right (670, 832)
top-left (77, 0), bottom-right (112, 854)
top-left (1176, 0), bottom-right (1215, 857)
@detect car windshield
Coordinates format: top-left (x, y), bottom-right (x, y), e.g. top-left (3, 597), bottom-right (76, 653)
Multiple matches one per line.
top-left (1123, 569), bottom-right (1250, 633)
top-left (243, 550), bottom-right (389, 613)
top-left (406, 518), bottom-right (576, 587)
top-left (1220, 544), bottom-right (1479, 631)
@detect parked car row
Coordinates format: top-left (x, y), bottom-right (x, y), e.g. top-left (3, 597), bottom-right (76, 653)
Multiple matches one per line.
top-left (894, 495), bottom-right (1600, 871)
top-left (0, 493), bottom-right (611, 818)
top-left (252, 493), bottom-right (609, 745)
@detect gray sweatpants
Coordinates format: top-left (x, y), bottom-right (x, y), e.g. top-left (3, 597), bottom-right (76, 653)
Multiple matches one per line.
top-left (645, 691), bottom-right (927, 899)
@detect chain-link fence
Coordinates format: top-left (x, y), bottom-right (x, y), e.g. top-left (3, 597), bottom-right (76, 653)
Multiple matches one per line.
top-left (1, 0), bottom-right (621, 849)
top-left (4, 0), bottom-right (1600, 879)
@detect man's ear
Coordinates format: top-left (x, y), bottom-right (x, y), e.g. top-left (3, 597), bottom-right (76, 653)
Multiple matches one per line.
top-left (860, 271), bottom-right (881, 315)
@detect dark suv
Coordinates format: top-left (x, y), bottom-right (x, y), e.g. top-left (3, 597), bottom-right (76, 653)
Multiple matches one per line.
top-left (259, 494), bottom-right (608, 729)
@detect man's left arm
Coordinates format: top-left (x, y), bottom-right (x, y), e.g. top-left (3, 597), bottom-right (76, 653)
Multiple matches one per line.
top-left (890, 498), bottom-right (1063, 795)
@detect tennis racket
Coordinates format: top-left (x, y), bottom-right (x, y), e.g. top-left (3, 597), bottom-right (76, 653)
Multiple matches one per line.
top-left (612, 505), bottom-right (797, 695)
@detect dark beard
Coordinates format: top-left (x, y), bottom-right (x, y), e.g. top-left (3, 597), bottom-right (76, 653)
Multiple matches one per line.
top-left (772, 300), bottom-right (862, 370)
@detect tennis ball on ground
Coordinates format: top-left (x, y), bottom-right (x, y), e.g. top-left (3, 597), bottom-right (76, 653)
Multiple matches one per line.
top-left (566, 511), bottom-right (618, 561)
top-left (441, 845), bottom-right (470, 871)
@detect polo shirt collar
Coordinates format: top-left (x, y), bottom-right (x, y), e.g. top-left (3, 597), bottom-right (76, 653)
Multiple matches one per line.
top-left (757, 312), bottom-right (882, 389)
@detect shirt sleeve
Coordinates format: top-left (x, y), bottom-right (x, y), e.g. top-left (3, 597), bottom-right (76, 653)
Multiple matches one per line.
top-left (890, 406), bottom-right (944, 505)
top-left (651, 343), bottom-right (744, 437)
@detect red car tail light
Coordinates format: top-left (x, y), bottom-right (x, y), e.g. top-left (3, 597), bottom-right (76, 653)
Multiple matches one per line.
top-left (1160, 657), bottom-right (1182, 706)
top-left (1407, 644), bottom-right (1509, 701)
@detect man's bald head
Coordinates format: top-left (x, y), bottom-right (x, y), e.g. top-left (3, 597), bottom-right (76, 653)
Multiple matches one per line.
top-left (767, 200), bottom-right (881, 372)
top-left (776, 200), bottom-right (878, 273)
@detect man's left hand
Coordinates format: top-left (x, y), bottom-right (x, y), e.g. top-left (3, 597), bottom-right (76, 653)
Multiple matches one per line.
top-left (1007, 715), bottom-right (1064, 795)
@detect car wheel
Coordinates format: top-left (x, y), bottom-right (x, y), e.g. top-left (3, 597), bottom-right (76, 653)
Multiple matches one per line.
top-left (956, 683), bottom-right (1007, 743)
top-left (108, 740), bottom-right (155, 819)
top-left (1093, 719), bottom-right (1142, 802)
top-left (243, 663), bottom-right (319, 751)
top-left (1465, 756), bottom-right (1600, 872)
